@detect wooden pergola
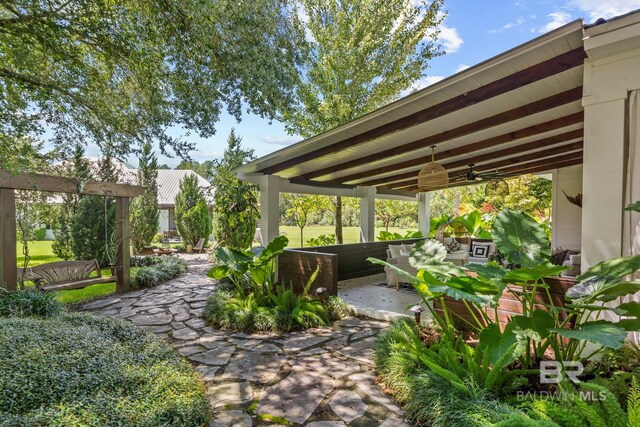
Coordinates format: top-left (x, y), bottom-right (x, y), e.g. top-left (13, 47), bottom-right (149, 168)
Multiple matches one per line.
top-left (0, 169), bottom-right (145, 293)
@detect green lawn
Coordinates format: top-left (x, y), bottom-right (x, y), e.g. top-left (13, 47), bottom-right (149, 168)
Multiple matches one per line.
top-left (16, 241), bottom-right (117, 304)
top-left (280, 225), bottom-right (416, 248)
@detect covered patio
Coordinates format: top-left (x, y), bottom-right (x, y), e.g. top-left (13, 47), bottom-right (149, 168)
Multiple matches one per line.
top-left (235, 13), bottom-right (640, 317)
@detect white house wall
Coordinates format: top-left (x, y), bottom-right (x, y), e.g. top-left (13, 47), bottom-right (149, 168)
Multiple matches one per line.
top-left (158, 209), bottom-right (169, 233)
top-left (551, 165), bottom-right (582, 251)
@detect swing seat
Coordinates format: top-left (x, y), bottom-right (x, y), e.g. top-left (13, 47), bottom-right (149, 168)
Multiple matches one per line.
top-left (20, 260), bottom-right (117, 292)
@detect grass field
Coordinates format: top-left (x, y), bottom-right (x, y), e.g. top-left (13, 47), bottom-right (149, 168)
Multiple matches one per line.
top-left (279, 225), bottom-right (415, 248)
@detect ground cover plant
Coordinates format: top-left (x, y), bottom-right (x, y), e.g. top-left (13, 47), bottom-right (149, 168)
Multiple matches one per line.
top-left (0, 290), bottom-right (209, 426)
top-left (205, 235), bottom-right (350, 333)
top-left (370, 206), bottom-right (640, 426)
top-left (131, 256), bottom-right (188, 289)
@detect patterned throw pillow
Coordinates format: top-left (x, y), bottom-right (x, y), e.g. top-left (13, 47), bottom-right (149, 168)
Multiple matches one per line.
top-left (445, 239), bottom-right (461, 253)
top-left (472, 243), bottom-right (491, 258)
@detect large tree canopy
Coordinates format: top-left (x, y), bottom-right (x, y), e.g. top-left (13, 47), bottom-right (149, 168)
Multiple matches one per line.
top-left (282, 0), bottom-right (444, 137)
top-left (0, 0), bottom-right (305, 158)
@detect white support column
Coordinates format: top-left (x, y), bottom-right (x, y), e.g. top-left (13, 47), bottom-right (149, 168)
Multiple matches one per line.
top-left (259, 175), bottom-right (280, 246)
top-left (358, 186), bottom-right (376, 243)
top-left (417, 192), bottom-right (431, 237)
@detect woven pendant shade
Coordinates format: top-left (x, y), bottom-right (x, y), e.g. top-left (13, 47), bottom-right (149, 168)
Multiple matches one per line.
top-left (417, 146), bottom-right (449, 191)
top-left (485, 179), bottom-right (509, 196)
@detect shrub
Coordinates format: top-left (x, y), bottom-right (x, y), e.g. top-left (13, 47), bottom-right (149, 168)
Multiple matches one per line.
top-left (130, 142), bottom-right (159, 254)
top-left (306, 234), bottom-right (336, 247)
top-left (0, 314), bottom-right (209, 426)
top-left (174, 173), bottom-right (211, 247)
top-left (131, 256), bottom-right (187, 289)
top-left (33, 227), bottom-right (47, 241)
top-left (0, 289), bottom-right (63, 318)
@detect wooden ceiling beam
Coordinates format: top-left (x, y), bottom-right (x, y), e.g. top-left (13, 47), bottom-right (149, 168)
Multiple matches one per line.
top-left (397, 157), bottom-right (583, 193)
top-left (333, 112), bottom-right (583, 185)
top-left (296, 87), bottom-right (583, 181)
top-left (387, 151), bottom-right (583, 190)
top-left (356, 130), bottom-right (583, 187)
top-left (258, 48), bottom-right (586, 175)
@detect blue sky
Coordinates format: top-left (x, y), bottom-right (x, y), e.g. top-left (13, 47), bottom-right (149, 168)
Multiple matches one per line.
top-left (130, 0), bottom-right (640, 168)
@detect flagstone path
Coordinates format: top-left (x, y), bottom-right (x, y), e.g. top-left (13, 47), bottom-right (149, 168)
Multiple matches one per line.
top-left (80, 255), bottom-right (410, 426)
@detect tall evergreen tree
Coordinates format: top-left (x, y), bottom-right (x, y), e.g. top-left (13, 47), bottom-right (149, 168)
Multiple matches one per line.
top-left (69, 148), bottom-right (119, 265)
top-left (130, 142), bottom-right (160, 254)
top-left (211, 129), bottom-right (258, 250)
top-left (52, 144), bottom-right (92, 259)
top-left (282, 0), bottom-right (444, 243)
top-left (175, 174), bottom-right (211, 247)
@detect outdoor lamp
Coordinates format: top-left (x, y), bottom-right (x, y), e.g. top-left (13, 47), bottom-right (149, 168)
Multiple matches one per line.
top-left (316, 287), bottom-right (327, 302)
top-left (410, 304), bottom-right (425, 325)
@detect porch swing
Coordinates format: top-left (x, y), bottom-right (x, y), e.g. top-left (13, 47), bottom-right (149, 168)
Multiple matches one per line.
top-left (0, 169), bottom-right (145, 293)
top-left (19, 197), bottom-right (119, 292)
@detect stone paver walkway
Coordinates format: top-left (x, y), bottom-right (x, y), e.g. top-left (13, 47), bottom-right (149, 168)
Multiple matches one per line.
top-left (80, 254), bottom-right (410, 426)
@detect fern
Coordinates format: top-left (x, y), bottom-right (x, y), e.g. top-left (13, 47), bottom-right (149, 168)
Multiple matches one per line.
top-left (628, 376), bottom-right (640, 427)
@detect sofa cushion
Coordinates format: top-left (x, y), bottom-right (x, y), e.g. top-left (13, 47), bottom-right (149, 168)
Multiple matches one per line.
top-left (388, 244), bottom-right (404, 258)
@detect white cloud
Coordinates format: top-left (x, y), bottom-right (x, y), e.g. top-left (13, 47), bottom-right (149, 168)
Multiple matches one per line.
top-left (489, 16), bottom-right (526, 33)
top-left (569, 0), bottom-right (640, 21)
top-left (258, 135), bottom-right (300, 146)
top-left (539, 11), bottom-right (572, 33)
top-left (438, 23), bottom-right (463, 53)
top-left (455, 64), bottom-right (470, 72)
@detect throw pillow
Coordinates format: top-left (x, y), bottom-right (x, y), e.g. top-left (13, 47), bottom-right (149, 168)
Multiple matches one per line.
top-left (445, 239), bottom-right (461, 253)
top-left (472, 243), bottom-right (491, 258)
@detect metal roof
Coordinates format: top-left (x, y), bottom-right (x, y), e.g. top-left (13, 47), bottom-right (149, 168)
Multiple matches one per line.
top-left (236, 20), bottom-right (586, 193)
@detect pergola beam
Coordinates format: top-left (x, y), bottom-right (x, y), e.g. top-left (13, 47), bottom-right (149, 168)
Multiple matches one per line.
top-left (258, 48), bottom-right (586, 175)
top-left (297, 87), bottom-right (583, 181)
top-left (0, 169), bottom-right (145, 197)
top-left (357, 131), bottom-right (583, 187)
top-left (330, 112), bottom-right (583, 185)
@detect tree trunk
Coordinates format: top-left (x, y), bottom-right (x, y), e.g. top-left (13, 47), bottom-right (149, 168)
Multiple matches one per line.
top-left (335, 196), bottom-right (343, 244)
top-left (300, 227), bottom-right (304, 247)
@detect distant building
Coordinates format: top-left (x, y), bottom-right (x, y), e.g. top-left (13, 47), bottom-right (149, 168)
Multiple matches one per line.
top-left (47, 158), bottom-right (213, 236)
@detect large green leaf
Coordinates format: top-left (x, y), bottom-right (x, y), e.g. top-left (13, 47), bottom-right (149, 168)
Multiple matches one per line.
top-left (465, 263), bottom-right (508, 280)
top-left (503, 265), bottom-right (567, 283)
top-left (409, 239), bottom-right (447, 266)
top-left (207, 264), bottom-right (231, 280)
top-left (254, 235), bottom-right (289, 266)
top-left (479, 322), bottom-right (525, 365)
top-left (577, 255), bottom-right (640, 282)
top-left (596, 282), bottom-right (640, 302)
top-left (625, 201), bottom-right (640, 212)
top-left (491, 208), bottom-right (551, 267)
top-left (613, 301), bottom-right (640, 318)
top-left (511, 309), bottom-right (555, 341)
top-left (211, 247), bottom-right (253, 274)
top-left (551, 320), bottom-right (627, 349)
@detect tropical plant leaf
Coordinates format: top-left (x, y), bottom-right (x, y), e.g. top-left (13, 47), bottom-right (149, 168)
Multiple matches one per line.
top-left (596, 282), bottom-right (640, 302)
top-left (254, 235), bottom-right (288, 265)
top-left (465, 263), bottom-right (508, 280)
top-left (552, 320), bottom-right (627, 349)
top-left (503, 265), bottom-right (567, 283)
top-left (207, 264), bottom-right (231, 280)
top-left (491, 208), bottom-right (551, 267)
top-left (613, 301), bottom-right (640, 317)
top-left (479, 322), bottom-right (525, 365)
top-left (625, 201), bottom-right (640, 212)
top-left (618, 318), bottom-right (640, 332)
top-left (421, 273), bottom-right (494, 305)
top-left (409, 239), bottom-right (447, 265)
top-left (213, 247), bottom-right (253, 270)
top-left (577, 255), bottom-right (640, 282)
top-left (511, 309), bottom-right (555, 341)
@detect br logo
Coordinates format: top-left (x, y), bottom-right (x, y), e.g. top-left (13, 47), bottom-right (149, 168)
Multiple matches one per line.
top-left (540, 361), bottom-right (583, 384)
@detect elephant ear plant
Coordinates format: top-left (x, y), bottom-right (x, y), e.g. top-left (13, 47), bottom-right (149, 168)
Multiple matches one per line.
top-left (208, 235), bottom-right (288, 295)
top-left (369, 207), bottom-right (640, 383)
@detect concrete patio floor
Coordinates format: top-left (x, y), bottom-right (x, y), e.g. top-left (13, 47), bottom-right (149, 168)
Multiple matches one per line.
top-left (338, 273), bottom-right (428, 324)
top-left (79, 254), bottom-right (410, 426)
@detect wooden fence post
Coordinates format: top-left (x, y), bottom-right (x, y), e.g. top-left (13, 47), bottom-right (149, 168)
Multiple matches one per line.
top-left (0, 189), bottom-right (17, 290)
top-left (115, 197), bottom-right (130, 293)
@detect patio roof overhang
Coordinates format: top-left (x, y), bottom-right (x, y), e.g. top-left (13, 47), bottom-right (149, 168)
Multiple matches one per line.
top-left (235, 20), bottom-right (586, 194)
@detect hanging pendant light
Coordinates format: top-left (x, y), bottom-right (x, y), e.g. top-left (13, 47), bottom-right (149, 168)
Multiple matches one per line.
top-left (417, 145), bottom-right (449, 191)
